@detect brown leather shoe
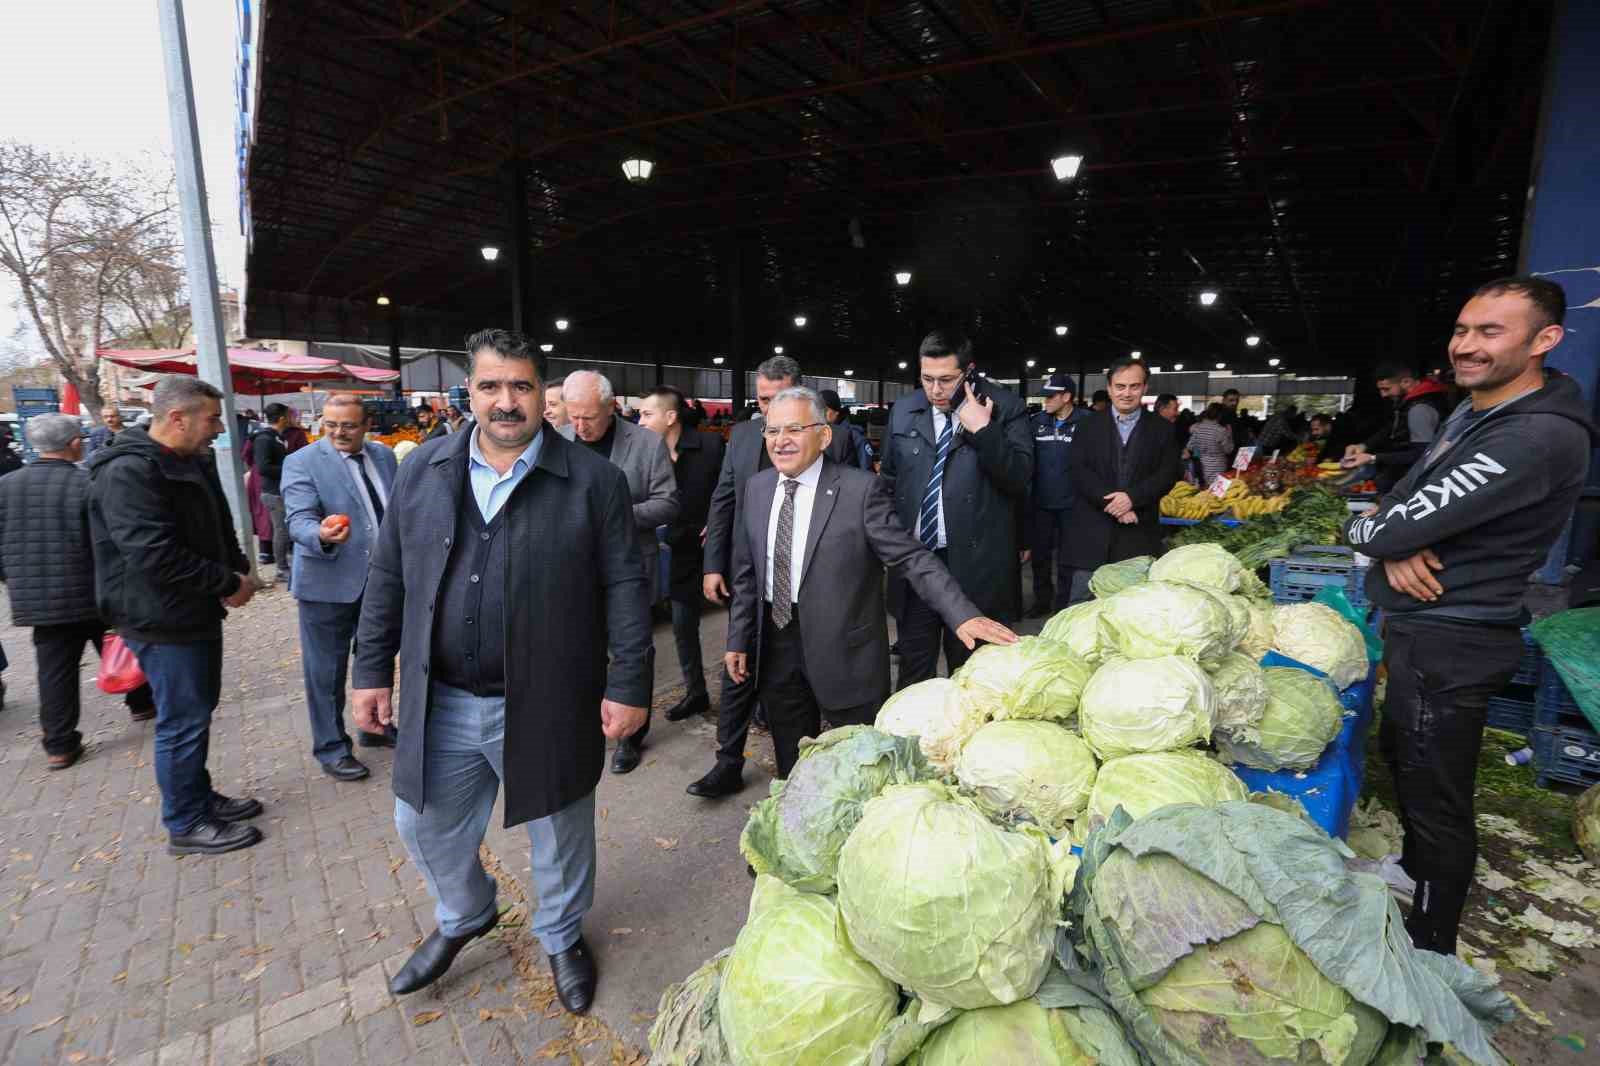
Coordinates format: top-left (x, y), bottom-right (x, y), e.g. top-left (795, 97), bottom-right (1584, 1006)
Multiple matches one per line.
top-left (47, 747), bottom-right (84, 771)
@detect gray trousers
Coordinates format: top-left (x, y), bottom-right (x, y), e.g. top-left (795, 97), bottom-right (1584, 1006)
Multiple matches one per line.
top-left (297, 598), bottom-right (360, 766)
top-left (261, 492), bottom-right (292, 584)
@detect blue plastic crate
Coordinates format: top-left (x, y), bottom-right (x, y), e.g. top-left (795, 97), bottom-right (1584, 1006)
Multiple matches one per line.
top-left (1531, 725), bottom-right (1600, 789)
top-left (1534, 661), bottom-right (1587, 732)
top-left (11, 387), bottom-right (57, 403)
top-left (1269, 545), bottom-right (1369, 613)
top-left (1510, 627), bottom-right (1541, 687)
top-left (1486, 696), bottom-right (1535, 737)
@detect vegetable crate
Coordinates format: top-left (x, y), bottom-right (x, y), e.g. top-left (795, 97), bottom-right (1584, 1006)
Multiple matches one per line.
top-left (1534, 661), bottom-right (1589, 732)
top-left (1530, 725), bottom-right (1600, 789)
top-left (1268, 546), bottom-right (1369, 613)
top-left (1483, 629), bottom-right (1544, 738)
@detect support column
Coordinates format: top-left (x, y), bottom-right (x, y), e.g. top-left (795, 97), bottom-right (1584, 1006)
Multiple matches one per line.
top-left (504, 158), bottom-right (534, 333)
top-left (156, 0), bottom-right (253, 575)
top-left (727, 238), bottom-right (747, 413)
top-left (1522, 0), bottom-right (1600, 578)
top-left (388, 309), bottom-right (403, 398)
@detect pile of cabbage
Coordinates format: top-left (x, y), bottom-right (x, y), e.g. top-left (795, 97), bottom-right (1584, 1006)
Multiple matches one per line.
top-left (646, 545), bottom-right (1499, 1066)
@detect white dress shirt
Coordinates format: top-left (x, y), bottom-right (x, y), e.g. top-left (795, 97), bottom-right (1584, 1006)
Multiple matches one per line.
top-left (341, 447), bottom-right (390, 528)
top-left (930, 408), bottom-right (951, 549)
top-left (764, 455), bottom-right (824, 604)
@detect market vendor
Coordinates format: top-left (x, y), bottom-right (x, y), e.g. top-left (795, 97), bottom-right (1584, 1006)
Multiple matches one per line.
top-left (1344, 275), bottom-right (1596, 957)
top-left (1342, 360), bottom-right (1450, 492)
top-left (1026, 373), bottom-right (1092, 616)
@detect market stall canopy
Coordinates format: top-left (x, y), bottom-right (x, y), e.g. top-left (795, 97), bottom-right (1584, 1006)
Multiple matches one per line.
top-left (98, 348), bottom-right (400, 395)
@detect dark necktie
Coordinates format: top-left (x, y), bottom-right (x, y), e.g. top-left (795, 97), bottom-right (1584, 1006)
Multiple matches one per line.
top-left (350, 452), bottom-right (385, 527)
top-left (771, 479), bottom-right (799, 629)
top-left (920, 417), bottom-right (953, 549)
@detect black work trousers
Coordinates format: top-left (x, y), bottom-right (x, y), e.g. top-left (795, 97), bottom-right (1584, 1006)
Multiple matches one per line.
top-left (895, 550), bottom-right (973, 689)
top-left (33, 621), bottom-right (155, 756)
top-left (1380, 613), bottom-right (1524, 956)
top-left (757, 606), bottom-right (875, 778)
top-left (1029, 508), bottom-right (1078, 612)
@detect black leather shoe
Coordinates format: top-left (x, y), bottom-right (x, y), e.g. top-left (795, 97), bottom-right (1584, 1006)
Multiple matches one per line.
top-left (168, 820), bottom-right (262, 856)
top-left (322, 756), bottom-right (371, 781)
top-left (129, 706), bottom-right (156, 722)
top-left (686, 764), bottom-right (744, 799)
top-left (611, 738), bottom-right (643, 774)
top-left (389, 913), bottom-right (498, 995)
top-left (210, 793), bottom-right (263, 822)
top-left (664, 692), bottom-right (710, 723)
top-left (358, 730), bottom-right (396, 748)
top-left (549, 938), bottom-right (597, 1015)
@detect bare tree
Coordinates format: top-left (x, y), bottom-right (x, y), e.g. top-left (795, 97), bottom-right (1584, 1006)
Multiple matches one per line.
top-left (0, 142), bottom-right (186, 425)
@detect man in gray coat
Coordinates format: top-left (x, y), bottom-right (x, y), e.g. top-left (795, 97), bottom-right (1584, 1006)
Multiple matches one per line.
top-left (725, 388), bottom-right (1017, 777)
top-left (560, 370), bottom-right (679, 774)
top-left (352, 329), bottom-right (650, 1011)
top-left (281, 394), bottom-right (398, 781)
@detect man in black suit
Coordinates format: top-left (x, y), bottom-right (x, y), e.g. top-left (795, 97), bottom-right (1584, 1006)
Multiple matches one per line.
top-left (725, 387), bottom-right (1016, 776)
top-left (1062, 355), bottom-right (1184, 601)
top-left (638, 385), bottom-right (727, 722)
top-left (351, 329), bottom-right (650, 1013)
top-left (689, 355), bottom-right (851, 798)
top-left (879, 330), bottom-right (1032, 687)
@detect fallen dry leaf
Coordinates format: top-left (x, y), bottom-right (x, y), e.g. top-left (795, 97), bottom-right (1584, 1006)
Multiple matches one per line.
top-left (610, 928), bottom-right (633, 936)
top-left (653, 837), bottom-right (679, 851)
top-left (412, 1009), bottom-right (444, 1026)
top-left (27, 1015), bottom-right (64, 1034)
top-left (67, 1053), bottom-right (88, 1064)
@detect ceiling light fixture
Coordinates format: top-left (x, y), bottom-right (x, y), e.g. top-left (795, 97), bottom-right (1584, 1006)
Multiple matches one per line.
top-left (843, 369), bottom-right (854, 377)
top-left (1245, 334), bottom-right (1261, 347)
top-left (375, 294), bottom-right (390, 306)
top-left (712, 356), bottom-right (725, 365)
top-left (897, 361), bottom-right (908, 369)
top-left (1046, 366), bottom-right (1057, 373)
top-left (540, 343), bottom-right (554, 353)
top-left (1173, 363), bottom-right (1184, 371)
top-left (480, 246), bottom-right (500, 262)
top-left (793, 315), bottom-right (807, 328)
top-left (894, 270), bottom-right (912, 286)
top-left (1026, 359), bottom-right (1036, 368)
top-left (1130, 350), bottom-right (1142, 359)
top-left (1199, 290), bottom-right (1219, 307)
top-left (554, 318), bottom-right (570, 331)
top-left (1216, 362), bottom-right (1227, 370)
top-left (1054, 324), bottom-right (1068, 336)
top-left (1049, 154), bottom-right (1084, 181)
top-left (621, 158), bottom-right (654, 183)
top-left (1268, 357), bottom-right (1282, 367)
top-left (773, 345), bottom-right (784, 354)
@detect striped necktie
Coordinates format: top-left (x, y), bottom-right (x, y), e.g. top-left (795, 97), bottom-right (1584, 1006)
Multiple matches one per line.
top-left (771, 479), bottom-right (799, 628)
top-left (919, 417), bottom-right (952, 549)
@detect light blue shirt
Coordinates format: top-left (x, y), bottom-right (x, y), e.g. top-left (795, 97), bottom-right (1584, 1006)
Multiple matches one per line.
top-left (468, 426), bottom-right (543, 522)
top-left (1115, 409), bottom-right (1140, 445)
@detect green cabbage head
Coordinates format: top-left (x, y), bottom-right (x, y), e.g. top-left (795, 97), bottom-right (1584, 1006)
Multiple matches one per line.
top-left (1216, 667), bottom-right (1344, 771)
top-left (1100, 580), bottom-right (1236, 663)
top-left (1239, 598), bottom-right (1276, 659)
top-left (1078, 655), bottom-right (1215, 759)
top-left (1575, 783), bottom-right (1600, 866)
top-left (1085, 750), bottom-right (1247, 827)
top-left (1207, 651), bottom-right (1270, 744)
top-left (876, 678), bottom-right (987, 772)
top-left (953, 637), bottom-right (1094, 723)
top-left (837, 782), bottom-right (1077, 1011)
top-left (905, 998), bottom-right (1095, 1066)
top-left (1149, 543), bottom-right (1251, 593)
top-left (719, 876), bottom-right (898, 1066)
top-left (1089, 556), bottom-right (1153, 598)
top-left (741, 726), bottom-right (928, 893)
top-left (955, 721), bottom-right (1098, 836)
top-left (648, 950), bottom-right (731, 1066)
top-left (1272, 602), bottom-right (1370, 688)
top-left (1040, 599), bottom-right (1114, 665)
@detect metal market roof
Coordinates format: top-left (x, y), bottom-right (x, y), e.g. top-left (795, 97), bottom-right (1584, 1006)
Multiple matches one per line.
top-left (242, 0), bottom-right (1553, 377)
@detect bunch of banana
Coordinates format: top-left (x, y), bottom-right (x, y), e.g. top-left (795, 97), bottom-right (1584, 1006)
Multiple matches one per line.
top-left (1230, 492), bottom-right (1291, 519)
top-left (1166, 480), bottom-right (1199, 498)
top-left (1161, 488), bottom-right (1226, 519)
top-left (1316, 461), bottom-right (1344, 479)
top-left (1218, 478), bottom-right (1249, 502)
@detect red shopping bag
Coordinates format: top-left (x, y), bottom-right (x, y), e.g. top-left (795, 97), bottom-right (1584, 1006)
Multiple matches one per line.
top-left (97, 635), bottom-right (147, 694)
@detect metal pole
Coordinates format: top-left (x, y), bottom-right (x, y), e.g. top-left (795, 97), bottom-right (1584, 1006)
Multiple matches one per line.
top-left (156, 0), bottom-right (254, 574)
top-left (388, 312), bottom-right (403, 398)
top-left (504, 159), bottom-right (533, 332)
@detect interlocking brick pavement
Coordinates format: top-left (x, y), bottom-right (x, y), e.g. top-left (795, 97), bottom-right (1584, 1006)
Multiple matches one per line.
top-left (0, 585), bottom-right (765, 1065)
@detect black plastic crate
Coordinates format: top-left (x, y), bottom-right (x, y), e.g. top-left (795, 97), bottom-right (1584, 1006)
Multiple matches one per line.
top-left (1268, 545), bottom-right (1369, 611)
top-left (1531, 725), bottom-right (1600, 789)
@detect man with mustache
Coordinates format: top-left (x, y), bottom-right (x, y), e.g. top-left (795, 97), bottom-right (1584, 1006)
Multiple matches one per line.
top-left (352, 329), bottom-right (651, 1011)
top-left (1345, 275), bottom-right (1596, 957)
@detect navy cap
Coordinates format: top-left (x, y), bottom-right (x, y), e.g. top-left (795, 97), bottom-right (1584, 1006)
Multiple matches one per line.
top-left (818, 388), bottom-right (845, 412)
top-left (1041, 373), bottom-right (1075, 395)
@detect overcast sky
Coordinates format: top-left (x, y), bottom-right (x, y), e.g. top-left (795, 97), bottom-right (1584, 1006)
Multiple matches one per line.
top-left (0, 0), bottom-right (243, 348)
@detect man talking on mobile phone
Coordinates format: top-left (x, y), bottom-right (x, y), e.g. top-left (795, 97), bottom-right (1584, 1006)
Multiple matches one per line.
top-left (879, 329), bottom-right (1032, 686)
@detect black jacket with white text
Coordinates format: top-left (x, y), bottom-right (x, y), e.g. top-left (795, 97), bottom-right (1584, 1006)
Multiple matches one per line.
top-left (1344, 370), bottom-right (1597, 623)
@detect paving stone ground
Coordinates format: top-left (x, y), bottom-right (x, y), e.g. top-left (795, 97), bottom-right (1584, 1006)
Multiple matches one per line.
top-left (0, 583), bottom-right (769, 1065)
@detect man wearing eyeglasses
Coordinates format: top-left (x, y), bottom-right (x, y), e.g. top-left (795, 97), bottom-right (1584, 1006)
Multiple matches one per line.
top-left (281, 395), bottom-right (399, 780)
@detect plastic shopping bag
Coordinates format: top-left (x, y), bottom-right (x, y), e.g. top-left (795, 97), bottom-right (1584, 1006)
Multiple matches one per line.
top-left (97, 635), bottom-right (147, 694)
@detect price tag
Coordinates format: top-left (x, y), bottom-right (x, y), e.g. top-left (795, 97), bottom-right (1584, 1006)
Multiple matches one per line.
top-left (1208, 474), bottom-right (1232, 499)
top-left (1233, 446), bottom-right (1256, 471)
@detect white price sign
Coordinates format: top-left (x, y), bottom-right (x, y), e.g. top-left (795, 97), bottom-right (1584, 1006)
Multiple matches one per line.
top-left (1208, 474), bottom-right (1233, 499)
top-left (1233, 446), bottom-right (1257, 471)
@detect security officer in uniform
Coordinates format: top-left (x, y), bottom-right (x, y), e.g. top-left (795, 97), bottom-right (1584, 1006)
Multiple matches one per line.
top-left (1027, 373), bottom-right (1092, 614)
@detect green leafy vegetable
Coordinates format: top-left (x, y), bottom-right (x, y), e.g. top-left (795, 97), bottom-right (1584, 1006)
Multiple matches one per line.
top-left (1272, 602), bottom-right (1370, 688)
top-left (1089, 556), bottom-right (1153, 599)
top-left (876, 678), bottom-right (988, 772)
top-left (1206, 651), bottom-right (1270, 743)
top-left (1040, 599), bottom-right (1115, 666)
top-left (1100, 581), bottom-right (1235, 663)
top-left (954, 637), bottom-right (1094, 723)
top-left (648, 950), bottom-right (733, 1066)
top-left (1216, 667), bottom-right (1345, 771)
top-left (1085, 750), bottom-right (1247, 828)
top-left (955, 720), bottom-right (1098, 836)
top-left (1079, 655), bottom-right (1215, 759)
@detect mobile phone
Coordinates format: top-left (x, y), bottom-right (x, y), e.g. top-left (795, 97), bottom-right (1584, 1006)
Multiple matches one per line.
top-left (951, 363), bottom-right (981, 410)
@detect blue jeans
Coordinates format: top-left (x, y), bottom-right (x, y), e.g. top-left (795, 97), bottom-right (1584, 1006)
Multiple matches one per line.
top-left (395, 682), bottom-right (596, 954)
top-left (125, 638), bottom-right (223, 836)
top-left (297, 599), bottom-right (361, 765)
